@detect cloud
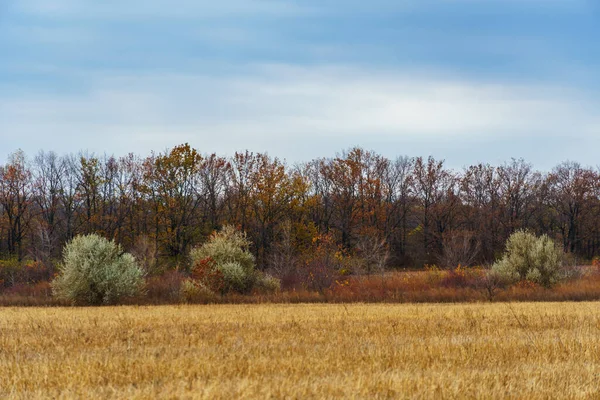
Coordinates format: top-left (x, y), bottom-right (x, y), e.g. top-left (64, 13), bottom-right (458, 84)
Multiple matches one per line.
top-left (1, 64), bottom-right (598, 166)
top-left (2, 0), bottom-right (597, 170)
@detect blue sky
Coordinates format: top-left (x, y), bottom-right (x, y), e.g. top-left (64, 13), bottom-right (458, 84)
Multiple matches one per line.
top-left (0, 0), bottom-right (598, 169)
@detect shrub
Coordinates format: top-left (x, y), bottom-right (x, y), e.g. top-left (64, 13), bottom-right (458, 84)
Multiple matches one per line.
top-left (493, 230), bottom-right (563, 288)
top-left (559, 252), bottom-right (583, 281)
top-left (190, 226), bottom-right (255, 272)
top-left (190, 226), bottom-right (258, 294)
top-left (5, 281), bottom-right (52, 298)
top-left (179, 279), bottom-right (217, 303)
top-left (217, 262), bottom-right (252, 293)
top-left (255, 274), bottom-right (281, 294)
top-left (52, 234), bottom-right (145, 305)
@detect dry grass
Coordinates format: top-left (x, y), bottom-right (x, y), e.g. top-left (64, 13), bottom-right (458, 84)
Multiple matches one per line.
top-left (2, 302), bottom-right (600, 399)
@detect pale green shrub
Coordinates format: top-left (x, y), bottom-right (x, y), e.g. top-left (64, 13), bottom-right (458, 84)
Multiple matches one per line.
top-left (190, 225), bottom-right (255, 273)
top-left (190, 225), bottom-right (258, 294)
top-left (217, 262), bottom-right (251, 293)
top-left (52, 234), bottom-right (145, 305)
top-left (493, 230), bottom-right (563, 288)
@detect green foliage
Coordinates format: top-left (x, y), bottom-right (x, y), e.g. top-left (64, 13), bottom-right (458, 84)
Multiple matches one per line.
top-left (52, 234), bottom-right (145, 305)
top-left (493, 230), bottom-right (563, 288)
top-left (217, 262), bottom-right (251, 293)
top-left (190, 226), bottom-right (258, 294)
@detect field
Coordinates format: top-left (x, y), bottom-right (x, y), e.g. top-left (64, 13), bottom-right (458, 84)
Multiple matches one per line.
top-left (2, 303), bottom-right (600, 399)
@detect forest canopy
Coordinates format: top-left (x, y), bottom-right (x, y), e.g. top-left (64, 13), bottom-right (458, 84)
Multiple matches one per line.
top-left (0, 145), bottom-right (597, 270)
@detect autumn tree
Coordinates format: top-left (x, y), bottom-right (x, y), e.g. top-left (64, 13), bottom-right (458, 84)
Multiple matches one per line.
top-left (0, 150), bottom-right (33, 260)
top-left (248, 154), bottom-right (303, 268)
top-left (301, 158), bottom-right (335, 234)
top-left (57, 154), bottom-right (79, 242)
top-left (321, 148), bottom-right (386, 249)
top-left (115, 154), bottom-right (146, 248)
top-left (2, 144), bottom-right (600, 274)
top-left (143, 144), bottom-right (204, 260)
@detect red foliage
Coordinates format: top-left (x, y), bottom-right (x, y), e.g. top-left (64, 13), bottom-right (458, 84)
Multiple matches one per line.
top-left (190, 257), bottom-right (225, 293)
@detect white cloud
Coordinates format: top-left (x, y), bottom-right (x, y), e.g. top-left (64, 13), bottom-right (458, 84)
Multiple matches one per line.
top-left (1, 64), bottom-right (598, 166)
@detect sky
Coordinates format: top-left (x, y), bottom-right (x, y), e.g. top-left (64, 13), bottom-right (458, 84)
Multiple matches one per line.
top-left (0, 0), bottom-right (598, 170)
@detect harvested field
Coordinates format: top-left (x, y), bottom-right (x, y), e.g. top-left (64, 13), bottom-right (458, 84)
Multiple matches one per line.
top-left (2, 302), bottom-right (600, 399)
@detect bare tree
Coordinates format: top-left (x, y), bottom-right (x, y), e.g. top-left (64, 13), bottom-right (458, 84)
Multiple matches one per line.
top-left (356, 234), bottom-right (390, 276)
top-left (439, 230), bottom-right (480, 269)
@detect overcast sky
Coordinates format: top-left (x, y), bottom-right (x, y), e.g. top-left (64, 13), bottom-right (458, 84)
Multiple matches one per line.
top-left (0, 0), bottom-right (598, 169)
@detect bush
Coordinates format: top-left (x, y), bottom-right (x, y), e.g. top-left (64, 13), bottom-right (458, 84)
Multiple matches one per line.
top-left (255, 274), bottom-right (281, 294)
top-left (190, 226), bottom-right (258, 294)
top-left (493, 231), bottom-right (563, 288)
top-left (217, 262), bottom-right (252, 293)
top-left (179, 279), bottom-right (217, 303)
top-left (190, 226), bottom-right (255, 272)
top-left (52, 234), bottom-right (145, 305)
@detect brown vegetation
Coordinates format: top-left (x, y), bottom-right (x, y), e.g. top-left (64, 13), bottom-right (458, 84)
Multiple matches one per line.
top-left (3, 266), bottom-right (600, 307)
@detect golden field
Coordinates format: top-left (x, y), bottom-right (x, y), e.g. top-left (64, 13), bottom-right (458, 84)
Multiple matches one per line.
top-left (2, 303), bottom-right (600, 399)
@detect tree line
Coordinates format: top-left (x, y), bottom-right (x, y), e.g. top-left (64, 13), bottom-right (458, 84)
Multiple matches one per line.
top-left (1, 144), bottom-right (599, 270)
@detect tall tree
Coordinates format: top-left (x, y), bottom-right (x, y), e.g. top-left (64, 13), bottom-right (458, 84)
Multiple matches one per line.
top-left (143, 144), bottom-right (204, 260)
top-left (547, 162), bottom-right (596, 253)
top-left (412, 156), bottom-right (458, 264)
top-left (0, 150), bottom-right (33, 260)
